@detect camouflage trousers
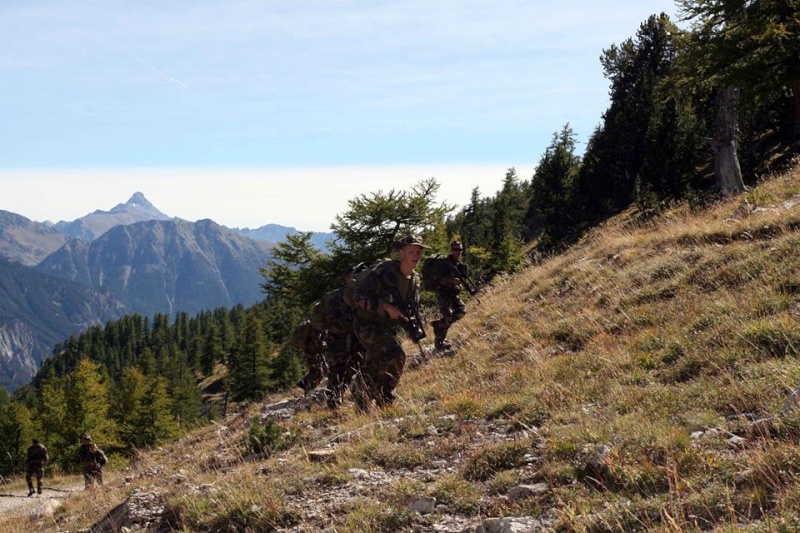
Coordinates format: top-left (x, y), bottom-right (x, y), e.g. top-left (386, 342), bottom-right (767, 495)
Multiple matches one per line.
top-left (433, 290), bottom-right (466, 342)
top-left (298, 347), bottom-right (327, 393)
top-left (26, 464), bottom-right (44, 492)
top-left (352, 319), bottom-right (406, 408)
top-left (324, 333), bottom-right (363, 408)
top-left (84, 467), bottom-right (103, 489)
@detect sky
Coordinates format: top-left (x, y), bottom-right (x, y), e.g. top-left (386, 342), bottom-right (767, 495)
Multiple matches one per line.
top-left (0, 1), bottom-right (680, 232)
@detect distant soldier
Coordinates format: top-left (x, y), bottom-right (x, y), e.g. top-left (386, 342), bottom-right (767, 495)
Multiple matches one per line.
top-left (431, 241), bottom-right (469, 351)
top-left (25, 438), bottom-right (49, 496)
top-left (77, 433), bottom-right (93, 463)
top-left (82, 441), bottom-right (107, 489)
top-left (312, 267), bottom-right (364, 408)
top-left (352, 235), bottom-right (427, 409)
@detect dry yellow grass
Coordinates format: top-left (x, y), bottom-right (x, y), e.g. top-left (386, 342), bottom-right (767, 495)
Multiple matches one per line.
top-left (5, 163), bottom-right (800, 532)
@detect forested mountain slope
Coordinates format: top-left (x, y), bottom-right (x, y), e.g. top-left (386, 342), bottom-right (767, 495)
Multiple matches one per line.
top-left (0, 257), bottom-right (128, 391)
top-left (8, 164), bottom-right (800, 532)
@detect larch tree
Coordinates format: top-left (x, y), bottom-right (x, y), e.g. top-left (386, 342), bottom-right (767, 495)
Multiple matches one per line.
top-left (676, 0), bottom-right (800, 191)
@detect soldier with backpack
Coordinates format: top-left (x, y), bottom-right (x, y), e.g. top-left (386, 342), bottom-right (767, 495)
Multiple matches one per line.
top-left (351, 235), bottom-right (427, 409)
top-left (428, 241), bottom-right (469, 351)
top-left (311, 266), bottom-right (365, 408)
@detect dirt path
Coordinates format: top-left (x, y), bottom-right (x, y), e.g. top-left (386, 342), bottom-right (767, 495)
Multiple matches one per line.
top-left (0, 483), bottom-right (84, 517)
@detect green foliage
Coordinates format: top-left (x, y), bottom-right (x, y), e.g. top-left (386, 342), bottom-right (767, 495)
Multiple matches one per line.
top-left (65, 359), bottom-right (119, 450)
top-left (244, 417), bottom-right (296, 456)
top-left (259, 232), bottom-right (328, 310)
top-left (446, 170), bottom-right (530, 279)
top-left (0, 402), bottom-right (34, 475)
top-left (330, 178), bottom-right (454, 261)
top-left (228, 311), bottom-right (274, 402)
top-left (528, 124), bottom-right (582, 248)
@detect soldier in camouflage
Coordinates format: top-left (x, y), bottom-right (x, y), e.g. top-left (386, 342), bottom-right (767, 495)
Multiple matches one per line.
top-left (431, 241), bottom-right (468, 351)
top-left (352, 235), bottom-right (427, 409)
top-left (292, 318), bottom-right (327, 394)
top-left (81, 440), bottom-right (108, 489)
top-left (25, 438), bottom-right (49, 496)
top-left (311, 267), bottom-right (364, 408)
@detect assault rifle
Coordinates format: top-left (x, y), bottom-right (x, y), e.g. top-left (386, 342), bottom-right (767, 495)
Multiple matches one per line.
top-left (391, 292), bottom-right (428, 365)
top-left (444, 262), bottom-right (481, 303)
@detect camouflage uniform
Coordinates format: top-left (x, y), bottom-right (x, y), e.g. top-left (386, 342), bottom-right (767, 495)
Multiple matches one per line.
top-left (353, 259), bottom-right (421, 408)
top-left (25, 439), bottom-right (48, 496)
top-left (82, 443), bottom-right (107, 489)
top-left (431, 247), bottom-right (468, 350)
top-left (312, 285), bottom-right (364, 408)
top-left (291, 318), bottom-right (327, 393)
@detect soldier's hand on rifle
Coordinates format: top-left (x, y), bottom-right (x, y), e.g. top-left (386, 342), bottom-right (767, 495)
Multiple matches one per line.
top-left (382, 302), bottom-right (406, 321)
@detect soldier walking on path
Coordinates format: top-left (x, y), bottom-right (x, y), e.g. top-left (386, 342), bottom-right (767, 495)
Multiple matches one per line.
top-left (25, 438), bottom-right (49, 496)
top-left (431, 241), bottom-right (469, 351)
top-left (352, 235), bottom-right (426, 409)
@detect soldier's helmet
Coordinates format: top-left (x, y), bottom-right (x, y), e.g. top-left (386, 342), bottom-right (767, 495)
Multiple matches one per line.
top-left (81, 433), bottom-right (92, 441)
top-left (32, 438), bottom-right (40, 445)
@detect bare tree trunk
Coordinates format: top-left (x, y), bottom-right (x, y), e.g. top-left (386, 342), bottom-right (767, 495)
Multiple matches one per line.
top-left (712, 86), bottom-right (745, 193)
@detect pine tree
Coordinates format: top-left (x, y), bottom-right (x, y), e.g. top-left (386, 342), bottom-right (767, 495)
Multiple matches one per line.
top-left (113, 366), bottom-right (148, 447)
top-left (133, 375), bottom-right (180, 447)
top-left (166, 346), bottom-right (203, 429)
top-left (0, 402), bottom-right (34, 476)
top-left (228, 312), bottom-right (274, 402)
top-left (64, 359), bottom-right (119, 450)
top-left (528, 124), bottom-right (582, 248)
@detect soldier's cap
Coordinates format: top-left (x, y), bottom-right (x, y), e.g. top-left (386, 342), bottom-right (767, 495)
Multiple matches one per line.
top-left (450, 241), bottom-right (463, 250)
top-left (394, 235), bottom-right (428, 249)
top-left (81, 434), bottom-right (92, 441)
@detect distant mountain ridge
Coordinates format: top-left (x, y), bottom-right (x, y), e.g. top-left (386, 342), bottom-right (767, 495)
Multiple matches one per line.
top-left (0, 210), bottom-right (70, 266)
top-left (54, 191), bottom-right (175, 241)
top-left (237, 224), bottom-right (333, 250)
top-left (37, 218), bottom-right (275, 317)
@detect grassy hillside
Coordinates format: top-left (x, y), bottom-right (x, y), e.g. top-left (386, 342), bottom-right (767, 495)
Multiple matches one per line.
top-left (6, 163), bottom-right (800, 532)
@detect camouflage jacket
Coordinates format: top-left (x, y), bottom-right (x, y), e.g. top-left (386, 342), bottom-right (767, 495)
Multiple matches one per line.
top-left (26, 443), bottom-right (49, 467)
top-left (435, 257), bottom-right (470, 294)
top-left (83, 449), bottom-right (107, 470)
top-left (353, 260), bottom-right (420, 326)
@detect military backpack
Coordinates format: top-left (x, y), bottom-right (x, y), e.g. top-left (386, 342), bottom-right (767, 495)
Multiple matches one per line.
top-left (420, 253), bottom-right (449, 291)
top-left (341, 258), bottom-right (391, 309)
top-left (290, 320), bottom-right (319, 354)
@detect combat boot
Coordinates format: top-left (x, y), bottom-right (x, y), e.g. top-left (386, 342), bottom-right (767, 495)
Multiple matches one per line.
top-left (28, 488), bottom-right (35, 497)
top-left (434, 339), bottom-right (452, 351)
